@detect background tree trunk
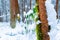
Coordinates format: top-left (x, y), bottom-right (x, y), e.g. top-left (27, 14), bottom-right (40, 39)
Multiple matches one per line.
top-left (10, 0), bottom-right (20, 28)
top-left (38, 0), bottom-right (50, 40)
top-left (30, 0), bottom-right (32, 9)
top-left (56, 0), bottom-right (58, 19)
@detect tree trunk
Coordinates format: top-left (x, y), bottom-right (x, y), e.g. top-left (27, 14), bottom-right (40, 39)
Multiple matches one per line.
top-left (38, 0), bottom-right (50, 40)
top-left (30, 0), bottom-right (32, 9)
top-left (56, 0), bottom-right (58, 19)
top-left (10, 0), bottom-right (20, 28)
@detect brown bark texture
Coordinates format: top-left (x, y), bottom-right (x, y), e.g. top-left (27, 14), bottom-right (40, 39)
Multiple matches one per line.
top-left (38, 0), bottom-right (50, 40)
top-left (56, 0), bottom-right (58, 18)
top-left (10, 0), bottom-right (20, 28)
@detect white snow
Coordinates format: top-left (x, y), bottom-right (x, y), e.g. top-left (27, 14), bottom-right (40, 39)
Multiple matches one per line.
top-left (0, 22), bottom-right (36, 40)
top-left (26, 10), bottom-right (33, 16)
top-left (45, 0), bottom-right (60, 40)
top-left (45, 0), bottom-right (57, 23)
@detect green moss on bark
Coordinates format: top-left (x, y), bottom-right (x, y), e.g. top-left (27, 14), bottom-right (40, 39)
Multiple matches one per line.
top-left (36, 23), bottom-right (43, 40)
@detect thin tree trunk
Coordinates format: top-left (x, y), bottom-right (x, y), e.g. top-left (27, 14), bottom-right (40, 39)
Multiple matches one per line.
top-left (22, 0), bottom-right (25, 22)
top-left (24, 0), bottom-right (25, 11)
top-left (56, 0), bottom-right (58, 19)
top-left (10, 0), bottom-right (20, 28)
top-left (38, 0), bottom-right (50, 40)
top-left (30, 0), bottom-right (32, 9)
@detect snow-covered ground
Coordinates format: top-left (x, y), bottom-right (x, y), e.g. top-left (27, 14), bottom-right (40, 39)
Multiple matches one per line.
top-left (0, 22), bottom-right (36, 40)
top-left (0, 20), bottom-right (60, 40)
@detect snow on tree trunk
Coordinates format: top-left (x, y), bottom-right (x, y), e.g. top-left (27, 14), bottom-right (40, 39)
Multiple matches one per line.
top-left (10, 0), bottom-right (20, 28)
top-left (38, 0), bottom-right (50, 40)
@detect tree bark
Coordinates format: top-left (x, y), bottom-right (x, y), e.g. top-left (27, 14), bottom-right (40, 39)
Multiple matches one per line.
top-left (56, 0), bottom-right (58, 19)
top-left (30, 0), bottom-right (32, 9)
top-left (10, 0), bottom-right (20, 28)
top-left (38, 0), bottom-right (50, 40)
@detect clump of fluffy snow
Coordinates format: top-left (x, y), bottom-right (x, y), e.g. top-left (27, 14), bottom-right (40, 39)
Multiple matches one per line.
top-left (45, 0), bottom-right (60, 40)
top-left (26, 10), bottom-right (33, 16)
top-left (45, 0), bottom-right (57, 23)
top-left (45, 0), bottom-right (57, 29)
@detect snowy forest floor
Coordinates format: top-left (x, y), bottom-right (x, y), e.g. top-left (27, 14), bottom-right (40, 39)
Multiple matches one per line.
top-left (0, 22), bottom-right (36, 40)
top-left (0, 19), bottom-right (60, 40)
top-left (48, 19), bottom-right (60, 40)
